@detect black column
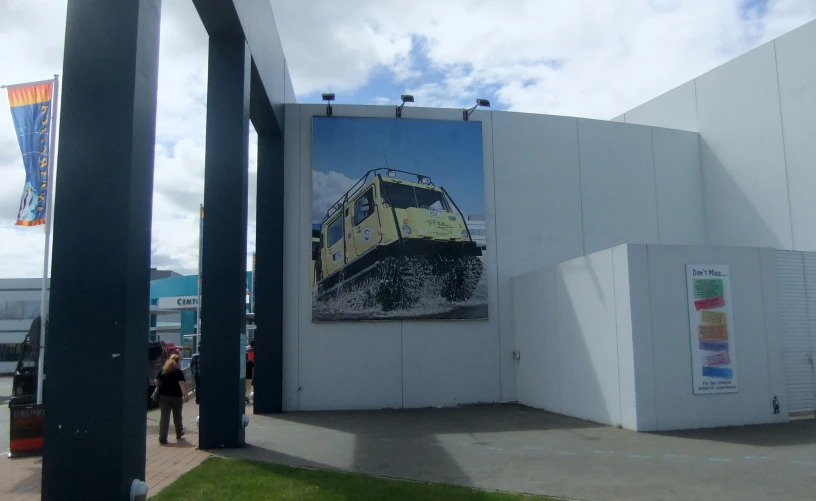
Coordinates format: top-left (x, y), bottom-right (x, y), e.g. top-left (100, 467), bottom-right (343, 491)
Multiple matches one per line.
top-left (198, 36), bottom-right (250, 449)
top-left (252, 130), bottom-right (284, 414)
top-left (42, 1), bottom-right (161, 499)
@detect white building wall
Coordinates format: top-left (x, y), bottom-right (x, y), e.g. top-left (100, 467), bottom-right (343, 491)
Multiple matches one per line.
top-left (515, 244), bottom-right (788, 431)
top-left (513, 247), bottom-right (631, 426)
top-left (577, 119), bottom-right (659, 254)
top-left (616, 19), bottom-right (816, 254)
top-left (284, 105), bottom-right (703, 411)
top-left (775, 22), bottom-right (816, 252)
top-left (639, 245), bottom-right (787, 430)
top-left (776, 250), bottom-right (816, 415)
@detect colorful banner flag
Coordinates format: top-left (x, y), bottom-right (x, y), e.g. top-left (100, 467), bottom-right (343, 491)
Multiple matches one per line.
top-left (7, 81), bottom-right (55, 226)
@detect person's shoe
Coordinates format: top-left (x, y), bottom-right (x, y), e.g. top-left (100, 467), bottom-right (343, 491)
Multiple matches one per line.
top-left (159, 439), bottom-right (168, 445)
top-left (177, 429), bottom-right (185, 439)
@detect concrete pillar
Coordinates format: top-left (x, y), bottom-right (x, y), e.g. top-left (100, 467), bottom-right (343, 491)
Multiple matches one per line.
top-left (42, 0), bottom-right (161, 499)
top-left (198, 35), bottom-right (251, 449)
top-left (252, 129), bottom-right (284, 413)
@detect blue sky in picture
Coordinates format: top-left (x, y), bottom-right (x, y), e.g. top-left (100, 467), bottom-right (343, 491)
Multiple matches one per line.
top-left (312, 117), bottom-right (484, 224)
top-left (299, 36), bottom-right (503, 110)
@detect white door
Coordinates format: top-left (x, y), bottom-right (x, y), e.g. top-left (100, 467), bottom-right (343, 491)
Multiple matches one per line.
top-left (777, 251), bottom-right (816, 416)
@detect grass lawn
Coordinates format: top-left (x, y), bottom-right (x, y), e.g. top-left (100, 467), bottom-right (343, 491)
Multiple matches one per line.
top-left (152, 457), bottom-right (557, 501)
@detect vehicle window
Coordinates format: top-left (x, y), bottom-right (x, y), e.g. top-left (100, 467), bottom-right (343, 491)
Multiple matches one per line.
top-left (353, 188), bottom-right (375, 226)
top-left (382, 182), bottom-right (450, 211)
top-left (0, 340), bottom-right (25, 362)
top-left (326, 216), bottom-right (343, 247)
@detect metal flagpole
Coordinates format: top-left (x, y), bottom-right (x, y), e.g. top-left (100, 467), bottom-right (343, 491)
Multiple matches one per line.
top-left (196, 204), bottom-right (203, 346)
top-left (36, 74), bottom-right (60, 405)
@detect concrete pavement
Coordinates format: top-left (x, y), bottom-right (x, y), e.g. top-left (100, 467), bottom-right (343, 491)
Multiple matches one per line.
top-left (223, 404), bottom-right (816, 501)
top-left (1, 398), bottom-right (209, 500)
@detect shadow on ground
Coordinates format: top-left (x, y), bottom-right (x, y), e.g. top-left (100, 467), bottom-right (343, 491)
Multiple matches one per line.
top-left (233, 404), bottom-right (601, 490)
top-left (651, 418), bottom-right (816, 446)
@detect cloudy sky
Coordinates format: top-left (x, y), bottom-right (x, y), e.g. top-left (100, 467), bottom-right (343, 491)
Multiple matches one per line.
top-left (0, 0), bottom-right (813, 278)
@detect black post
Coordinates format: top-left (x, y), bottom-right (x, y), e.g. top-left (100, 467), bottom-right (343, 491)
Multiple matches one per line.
top-left (198, 36), bottom-right (251, 449)
top-left (42, 0), bottom-right (161, 499)
top-left (252, 130), bottom-right (284, 413)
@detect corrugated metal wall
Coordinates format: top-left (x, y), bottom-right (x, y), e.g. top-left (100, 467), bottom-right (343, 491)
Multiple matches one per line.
top-left (777, 251), bottom-right (816, 416)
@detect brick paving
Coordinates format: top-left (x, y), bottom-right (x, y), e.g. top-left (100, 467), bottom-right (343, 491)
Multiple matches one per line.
top-left (2, 402), bottom-right (210, 500)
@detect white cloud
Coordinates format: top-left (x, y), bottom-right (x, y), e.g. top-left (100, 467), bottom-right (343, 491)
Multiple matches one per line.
top-left (1, 0), bottom-right (814, 277)
top-left (275, 0), bottom-right (815, 116)
top-left (312, 171), bottom-right (356, 224)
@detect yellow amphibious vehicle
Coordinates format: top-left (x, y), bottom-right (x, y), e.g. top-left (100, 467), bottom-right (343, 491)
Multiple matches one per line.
top-left (312, 168), bottom-right (483, 311)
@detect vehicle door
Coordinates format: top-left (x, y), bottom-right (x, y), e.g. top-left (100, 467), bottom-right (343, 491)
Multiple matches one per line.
top-left (351, 186), bottom-right (381, 257)
top-left (323, 214), bottom-right (345, 276)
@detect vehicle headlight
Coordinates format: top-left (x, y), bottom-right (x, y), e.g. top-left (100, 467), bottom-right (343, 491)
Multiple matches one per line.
top-left (461, 230), bottom-right (468, 237)
top-left (403, 225), bottom-right (412, 235)
top-left (15, 386), bottom-right (23, 396)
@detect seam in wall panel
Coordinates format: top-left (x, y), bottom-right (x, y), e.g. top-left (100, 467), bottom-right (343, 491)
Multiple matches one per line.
top-left (575, 119), bottom-right (586, 255)
top-left (650, 128), bottom-right (661, 243)
top-left (646, 246), bottom-right (660, 430)
top-left (692, 80), bottom-right (709, 246)
top-left (488, 111), bottom-right (504, 402)
top-left (772, 40), bottom-right (796, 250)
top-left (759, 249), bottom-right (775, 411)
top-left (611, 249), bottom-right (623, 427)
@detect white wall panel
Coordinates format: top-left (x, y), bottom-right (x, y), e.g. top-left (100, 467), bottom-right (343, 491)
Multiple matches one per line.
top-left (555, 250), bottom-right (622, 426)
top-left (295, 105), bottom-right (403, 410)
top-left (623, 245), bottom-right (657, 430)
top-left (492, 111), bottom-right (585, 402)
top-left (612, 245), bottom-right (637, 430)
top-left (514, 248), bottom-right (627, 426)
top-left (513, 268), bottom-right (560, 411)
top-left (393, 107), bottom-right (501, 408)
top-left (775, 22), bottom-right (816, 251)
top-left (578, 119), bottom-right (660, 255)
top-left (281, 103), bottom-right (300, 411)
top-left (693, 42), bottom-right (792, 250)
top-left (645, 245), bottom-right (787, 430)
top-left (777, 250), bottom-right (816, 414)
top-left (620, 81), bottom-right (699, 132)
top-left (759, 247), bottom-right (789, 418)
top-left (651, 128), bottom-right (707, 245)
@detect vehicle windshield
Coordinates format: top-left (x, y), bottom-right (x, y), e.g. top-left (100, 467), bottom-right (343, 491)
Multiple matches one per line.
top-left (382, 182), bottom-right (450, 212)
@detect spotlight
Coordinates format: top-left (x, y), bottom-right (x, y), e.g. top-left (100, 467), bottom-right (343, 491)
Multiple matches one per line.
top-left (396, 94), bottom-right (414, 118)
top-left (322, 92), bottom-right (335, 116)
top-left (463, 98), bottom-right (491, 121)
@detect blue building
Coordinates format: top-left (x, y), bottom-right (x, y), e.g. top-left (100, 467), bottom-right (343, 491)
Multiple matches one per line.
top-left (149, 270), bottom-right (254, 357)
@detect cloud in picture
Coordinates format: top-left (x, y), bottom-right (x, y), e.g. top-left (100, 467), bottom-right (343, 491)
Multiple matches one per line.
top-left (312, 170), bottom-right (356, 224)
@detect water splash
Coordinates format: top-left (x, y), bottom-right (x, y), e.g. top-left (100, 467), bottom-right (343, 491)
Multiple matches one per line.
top-left (313, 256), bottom-right (488, 321)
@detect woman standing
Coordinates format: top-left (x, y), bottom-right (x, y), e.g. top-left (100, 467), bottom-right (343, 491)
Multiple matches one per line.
top-left (155, 353), bottom-right (188, 445)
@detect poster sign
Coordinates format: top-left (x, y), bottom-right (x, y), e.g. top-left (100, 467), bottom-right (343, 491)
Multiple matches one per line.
top-left (157, 295), bottom-right (199, 310)
top-left (310, 117), bottom-right (487, 322)
top-left (9, 404), bottom-right (44, 457)
top-left (686, 265), bottom-right (738, 394)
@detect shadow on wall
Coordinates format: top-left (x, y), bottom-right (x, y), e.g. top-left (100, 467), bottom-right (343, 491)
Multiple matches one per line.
top-left (237, 405), bottom-right (601, 488)
top-left (556, 255), bottom-right (619, 427)
top-left (650, 419), bottom-right (816, 447)
top-left (699, 138), bottom-right (785, 249)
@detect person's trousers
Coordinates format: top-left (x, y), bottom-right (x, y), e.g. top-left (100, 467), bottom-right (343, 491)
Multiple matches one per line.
top-left (194, 375), bottom-right (200, 403)
top-left (159, 395), bottom-right (184, 442)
